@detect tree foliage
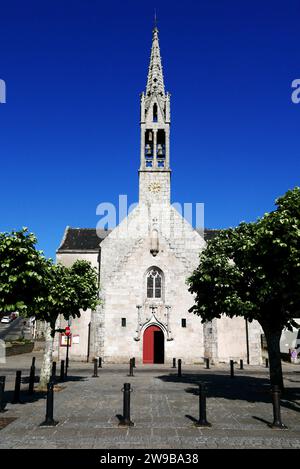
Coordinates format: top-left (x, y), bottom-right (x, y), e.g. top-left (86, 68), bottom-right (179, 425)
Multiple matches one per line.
top-left (188, 187), bottom-right (300, 331)
top-left (0, 228), bottom-right (99, 334)
top-left (39, 260), bottom-right (99, 337)
top-left (188, 187), bottom-right (300, 387)
top-left (0, 228), bottom-right (49, 315)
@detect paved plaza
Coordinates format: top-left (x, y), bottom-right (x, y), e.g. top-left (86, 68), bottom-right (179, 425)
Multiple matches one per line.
top-left (0, 352), bottom-right (299, 449)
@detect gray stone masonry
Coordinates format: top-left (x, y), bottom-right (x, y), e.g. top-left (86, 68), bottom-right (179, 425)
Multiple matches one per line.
top-left (0, 352), bottom-right (299, 449)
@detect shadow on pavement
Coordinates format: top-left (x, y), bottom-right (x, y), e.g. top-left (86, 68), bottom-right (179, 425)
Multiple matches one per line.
top-left (156, 372), bottom-right (300, 412)
top-left (2, 375), bottom-right (87, 409)
top-left (252, 416), bottom-right (272, 426)
top-left (185, 414), bottom-right (198, 424)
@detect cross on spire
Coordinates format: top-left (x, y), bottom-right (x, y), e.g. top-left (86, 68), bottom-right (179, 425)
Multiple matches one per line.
top-left (154, 9), bottom-right (157, 29)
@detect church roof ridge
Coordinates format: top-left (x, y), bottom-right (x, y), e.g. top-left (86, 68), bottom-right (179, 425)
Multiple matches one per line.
top-left (57, 227), bottom-right (221, 252)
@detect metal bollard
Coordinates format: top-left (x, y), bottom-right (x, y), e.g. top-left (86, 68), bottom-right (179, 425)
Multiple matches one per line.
top-left (128, 358), bottom-right (134, 377)
top-left (0, 376), bottom-right (6, 412)
top-left (270, 385), bottom-right (287, 429)
top-left (98, 357), bottom-right (102, 368)
top-left (51, 361), bottom-right (57, 382)
top-left (132, 357), bottom-right (136, 368)
top-left (178, 359), bottom-right (182, 378)
top-left (205, 358), bottom-right (210, 369)
top-left (92, 358), bottom-right (98, 378)
top-left (266, 358), bottom-right (269, 368)
top-left (28, 363), bottom-right (35, 395)
top-left (195, 383), bottom-right (211, 427)
top-left (12, 370), bottom-right (22, 404)
top-left (119, 383), bottom-right (134, 427)
top-left (31, 356), bottom-right (36, 368)
top-left (60, 360), bottom-right (65, 382)
top-left (172, 358), bottom-right (176, 369)
top-left (40, 380), bottom-right (58, 427)
top-left (240, 359), bottom-right (244, 370)
top-left (230, 360), bottom-right (234, 378)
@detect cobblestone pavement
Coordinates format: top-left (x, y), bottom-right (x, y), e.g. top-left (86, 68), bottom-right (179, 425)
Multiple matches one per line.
top-left (0, 352), bottom-right (299, 449)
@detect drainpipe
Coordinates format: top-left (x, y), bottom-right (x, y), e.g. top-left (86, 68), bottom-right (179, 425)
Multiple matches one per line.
top-left (87, 322), bottom-right (91, 363)
top-left (245, 319), bottom-right (250, 364)
top-left (97, 248), bottom-right (101, 291)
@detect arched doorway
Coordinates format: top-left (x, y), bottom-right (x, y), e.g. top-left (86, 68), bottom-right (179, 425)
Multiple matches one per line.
top-left (143, 325), bottom-right (164, 364)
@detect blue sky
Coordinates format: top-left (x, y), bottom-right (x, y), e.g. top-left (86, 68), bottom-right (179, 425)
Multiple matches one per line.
top-left (0, 0), bottom-right (299, 259)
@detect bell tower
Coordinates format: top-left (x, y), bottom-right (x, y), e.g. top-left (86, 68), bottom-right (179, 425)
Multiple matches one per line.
top-left (139, 25), bottom-right (171, 205)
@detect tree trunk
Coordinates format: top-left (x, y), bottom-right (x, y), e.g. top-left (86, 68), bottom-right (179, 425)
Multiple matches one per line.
top-left (38, 323), bottom-right (54, 389)
top-left (263, 326), bottom-right (284, 390)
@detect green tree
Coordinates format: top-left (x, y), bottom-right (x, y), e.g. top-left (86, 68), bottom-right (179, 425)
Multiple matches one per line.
top-left (37, 260), bottom-right (99, 388)
top-left (0, 228), bottom-right (48, 316)
top-left (0, 228), bottom-right (99, 388)
top-left (188, 187), bottom-right (300, 389)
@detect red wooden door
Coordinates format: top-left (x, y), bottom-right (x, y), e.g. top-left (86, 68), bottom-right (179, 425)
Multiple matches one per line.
top-left (143, 326), bottom-right (161, 364)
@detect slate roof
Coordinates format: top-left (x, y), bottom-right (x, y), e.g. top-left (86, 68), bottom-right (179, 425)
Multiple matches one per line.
top-left (198, 228), bottom-right (221, 242)
top-left (57, 227), bottom-right (111, 252)
top-left (57, 227), bottom-right (221, 252)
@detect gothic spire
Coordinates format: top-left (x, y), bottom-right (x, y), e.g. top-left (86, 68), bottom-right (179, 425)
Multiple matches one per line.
top-left (146, 26), bottom-right (165, 97)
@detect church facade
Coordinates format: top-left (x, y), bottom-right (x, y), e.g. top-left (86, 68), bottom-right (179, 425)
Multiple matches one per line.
top-left (55, 27), bottom-right (262, 365)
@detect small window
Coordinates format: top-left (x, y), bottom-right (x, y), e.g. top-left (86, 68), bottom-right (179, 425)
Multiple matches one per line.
top-left (121, 318), bottom-right (126, 327)
top-left (181, 319), bottom-right (186, 328)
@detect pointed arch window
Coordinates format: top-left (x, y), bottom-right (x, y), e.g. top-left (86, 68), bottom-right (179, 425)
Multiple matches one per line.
top-left (153, 103), bottom-right (158, 122)
top-left (147, 268), bottom-right (163, 299)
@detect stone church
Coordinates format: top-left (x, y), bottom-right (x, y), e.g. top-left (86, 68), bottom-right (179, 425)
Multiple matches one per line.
top-left (55, 26), bottom-right (262, 365)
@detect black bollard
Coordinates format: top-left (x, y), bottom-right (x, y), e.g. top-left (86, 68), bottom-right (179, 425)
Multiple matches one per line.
top-left (270, 385), bottom-right (287, 429)
top-left (40, 380), bottom-right (58, 427)
top-left (60, 360), bottom-right (65, 382)
top-left (51, 361), bottom-right (57, 382)
top-left (28, 363), bottom-right (35, 395)
top-left (12, 370), bottom-right (22, 404)
top-left (98, 357), bottom-right (102, 368)
top-left (31, 356), bottom-right (36, 368)
top-left (266, 358), bottom-right (269, 368)
top-left (132, 357), bottom-right (136, 369)
top-left (230, 360), bottom-right (234, 378)
top-left (119, 383), bottom-right (134, 427)
top-left (128, 358), bottom-right (134, 377)
top-left (205, 358), bottom-right (210, 369)
top-left (172, 358), bottom-right (176, 369)
top-left (0, 376), bottom-right (6, 412)
top-left (195, 383), bottom-right (211, 427)
top-left (178, 359), bottom-right (182, 378)
top-left (240, 359), bottom-right (244, 370)
top-left (92, 358), bottom-right (98, 378)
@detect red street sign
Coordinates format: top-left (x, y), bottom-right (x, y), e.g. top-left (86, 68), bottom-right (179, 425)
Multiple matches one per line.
top-left (65, 326), bottom-right (71, 337)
